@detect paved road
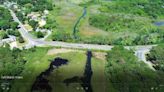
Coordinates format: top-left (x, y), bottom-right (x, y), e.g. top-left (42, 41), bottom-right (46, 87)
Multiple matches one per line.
top-left (10, 9), bottom-right (156, 50)
top-left (9, 9), bottom-right (157, 68)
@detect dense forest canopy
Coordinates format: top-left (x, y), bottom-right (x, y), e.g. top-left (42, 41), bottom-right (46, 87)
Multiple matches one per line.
top-left (0, 7), bottom-right (18, 30)
top-left (0, 45), bottom-right (25, 76)
top-left (101, 0), bottom-right (164, 18)
top-left (147, 44), bottom-right (164, 71)
top-left (105, 46), bottom-right (164, 91)
top-left (7, 0), bottom-right (53, 12)
top-left (0, 7), bottom-right (22, 40)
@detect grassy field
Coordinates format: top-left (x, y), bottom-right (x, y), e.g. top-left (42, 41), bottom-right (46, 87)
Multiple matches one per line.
top-left (47, 52), bottom-right (86, 92)
top-left (10, 47), bottom-right (54, 92)
top-left (9, 47), bottom-right (108, 92)
top-left (47, 51), bottom-right (108, 92)
top-left (45, 0), bottom-right (164, 45)
top-left (46, 0), bottom-right (83, 40)
top-left (78, 2), bottom-right (163, 45)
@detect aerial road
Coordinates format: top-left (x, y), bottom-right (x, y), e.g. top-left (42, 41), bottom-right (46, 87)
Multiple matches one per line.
top-left (9, 8), bottom-right (158, 69)
top-left (9, 9), bottom-right (156, 51)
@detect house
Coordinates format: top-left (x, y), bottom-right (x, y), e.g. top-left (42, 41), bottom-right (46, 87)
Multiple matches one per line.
top-left (39, 19), bottom-right (46, 27)
top-left (27, 12), bottom-right (41, 21)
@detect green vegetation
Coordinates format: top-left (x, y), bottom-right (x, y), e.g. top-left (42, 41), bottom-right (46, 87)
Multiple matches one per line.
top-left (10, 47), bottom-right (53, 92)
top-left (7, 30), bottom-right (20, 37)
top-left (0, 45), bottom-right (164, 92)
top-left (36, 31), bottom-right (44, 38)
top-left (51, 30), bottom-right (72, 41)
top-left (86, 0), bottom-right (164, 45)
top-left (0, 7), bottom-right (18, 30)
top-left (147, 44), bottom-right (164, 71)
top-left (47, 51), bottom-right (107, 92)
top-left (8, 0), bottom-right (53, 12)
top-left (28, 20), bottom-right (38, 30)
top-left (0, 45), bottom-right (25, 76)
top-left (0, 7), bottom-right (23, 42)
top-left (43, 0), bottom-right (164, 45)
top-left (2, 0), bottom-right (163, 45)
top-left (1, 47), bottom-right (107, 92)
top-left (46, 1), bottom-right (83, 41)
top-left (29, 31), bottom-right (46, 39)
top-left (15, 11), bottom-right (26, 23)
top-left (48, 52), bottom-right (86, 92)
top-left (99, 0), bottom-right (164, 19)
top-left (44, 18), bottom-right (57, 29)
top-left (0, 45), bottom-right (25, 92)
top-left (89, 14), bottom-right (155, 32)
top-left (82, 0), bottom-right (164, 45)
top-left (0, 31), bottom-right (8, 39)
top-left (105, 46), bottom-right (164, 92)
top-left (10, 22), bottom-right (19, 30)
top-left (18, 36), bottom-right (25, 43)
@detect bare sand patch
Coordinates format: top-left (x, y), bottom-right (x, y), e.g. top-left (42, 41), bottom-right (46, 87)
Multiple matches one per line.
top-left (24, 24), bottom-right (33, 31)
top-left (47, 48), bottom-right (83, 55)
top-left (93, 52), bottom-right (107, 61)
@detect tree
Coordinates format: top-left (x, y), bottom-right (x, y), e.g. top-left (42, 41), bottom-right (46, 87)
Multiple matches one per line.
top-left (7, 30), bottom-right (21, 37)
top-left (36, 31), bottom-right (44, 38)
top-left (29, 20), bottom-right (38, 30)
top-left (147, 44), bottom-right (164, 71)
top-left (1, 32), bottom-right (8, 39)
top-left (105, 46), bottom-right (164, 91)
top-left (0, 46), bottom-right (25, 76)
top-left (10, 22), bottom-right (19, 30)
top-left (0, 7), bottom-right (12, 30)
top-left (16, 11), bottom-right (26, 23)
top-left (18, 36), bottom-right (25, 43)
top-left (0, 20), bottom-right (10, 30)
top-left (44, 18), bottom-right (57, 29)
top-left (51, 31), bottom-right (71, 41)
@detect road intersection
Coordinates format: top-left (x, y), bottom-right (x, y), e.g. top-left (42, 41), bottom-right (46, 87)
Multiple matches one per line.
top-left (9, 9), bottom-right (157, 69)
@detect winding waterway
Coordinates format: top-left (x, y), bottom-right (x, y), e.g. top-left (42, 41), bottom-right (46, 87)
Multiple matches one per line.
top-left (73, 7), bottom-right (87, 39)
top-left (31, 58), bottom-right (68, 92)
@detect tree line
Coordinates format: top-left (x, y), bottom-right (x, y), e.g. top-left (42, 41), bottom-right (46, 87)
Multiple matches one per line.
top-left (105, 46), bottom-right (164, 91)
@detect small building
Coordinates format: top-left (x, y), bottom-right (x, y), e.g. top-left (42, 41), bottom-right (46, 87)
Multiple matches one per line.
top-left (44, 10), bottom-right (49, 15)
top-left (27, 12), bottom-right (41, 21)
top-left (39, 19), bottom-right (46, 27)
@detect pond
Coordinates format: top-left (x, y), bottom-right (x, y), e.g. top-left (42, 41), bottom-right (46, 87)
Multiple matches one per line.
top-left (154, 21), bottom-right (164, 26)
top-left (31, 51), bottom-right (94, 92)
top-left (31, 57), bottom-right (68, 92)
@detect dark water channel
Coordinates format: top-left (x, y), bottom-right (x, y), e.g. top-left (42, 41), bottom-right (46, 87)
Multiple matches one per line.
top-left (63, 51), bottom-right (93, 92)
top-left (31, 58), bottom-right (68, 92)
top-left (73, 7), bottom-right (87, 39)
top-left (31, 51), bottom-right (93, 92)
